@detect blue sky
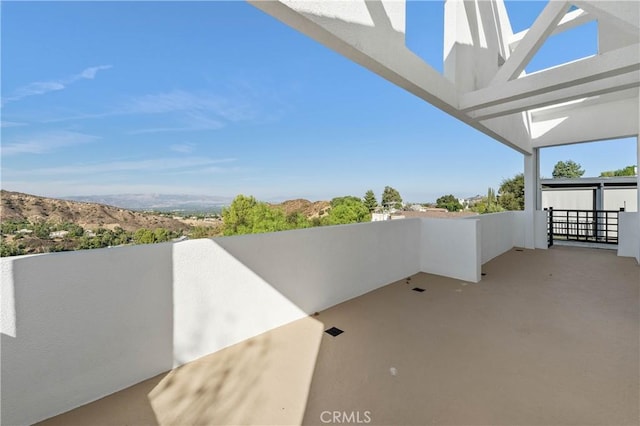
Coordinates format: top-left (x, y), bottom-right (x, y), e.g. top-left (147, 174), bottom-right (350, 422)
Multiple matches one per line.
top-left (1, 1), bottom-right (636, 203)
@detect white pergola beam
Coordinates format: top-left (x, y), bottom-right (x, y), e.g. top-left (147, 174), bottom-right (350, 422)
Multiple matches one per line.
top-left (531, 97), bottom-right (639, 147)
top-left (530, 89), bottom-right (638, 122)
top-left (249, 0), bottom-right (533, 154)
top-left (573, 0), bottom-right (639, 35)
top-left (462, 43), bottom-right (640, 112)
top-left (469, 71), bottom-right (640, 121)
top-left (509, 8), bottom-right (593, 52)
top-left (491, 0), bottom-right (571, 85)
top-left (249, 0), bottom-right (459, 111)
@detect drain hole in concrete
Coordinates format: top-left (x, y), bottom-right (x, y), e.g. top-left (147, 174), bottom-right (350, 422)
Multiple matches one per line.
top-left (325, 327), bottom-right (344, 337)
top-left (412, 287), bottom-right (425, 292)
top-left (515, 249), bottom-right (524, 252)
top-left (481, 273), bottom-right (487, 276)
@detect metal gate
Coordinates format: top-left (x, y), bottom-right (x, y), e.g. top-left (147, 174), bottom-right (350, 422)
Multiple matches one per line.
top-left (546, 207), bottom-right (623, 247)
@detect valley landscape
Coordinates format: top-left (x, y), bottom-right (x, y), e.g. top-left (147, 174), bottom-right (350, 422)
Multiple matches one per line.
top-left (0, 190), bottom-right (330, 256)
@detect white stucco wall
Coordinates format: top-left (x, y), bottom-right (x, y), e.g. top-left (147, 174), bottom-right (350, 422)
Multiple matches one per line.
top-left (542, 189), bottom-right (594, 210)
top-left (2, 215), bottom-right (534, 425)
top-left (1, 220), bottom-right (424, 425)
top-left (512, 210), bottom-right (548, 250)
top-left (1, 244), bottom-right (175, 426)
top-left (603, 188), bottom-right (637, 212)
top-left (513, 211), bottom-right (527, 248)
top-left (618, 212), bottom-right (640, 263)
top-left (420, 218), bottom-right (480, 282)
top-left (174, 219), bottom-right (422, 366)
top-left (216, 219), bottom-right (421, 314)
top-left (171, 238), bottom-right (309, 367)
top-left (463, 211), bottom-right (542, 265)
top-left (473, 212), bottom-right (517, 264)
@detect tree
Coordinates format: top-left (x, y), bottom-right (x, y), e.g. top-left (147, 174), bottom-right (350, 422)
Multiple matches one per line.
top-left (190, 226), bottom-right (221, 239)
top-left (60, 222), bottom-right (85, 238)
top-left (381, 186), bottom-right (403, 209)
top-left (0, 237), bottom-right (25, 257)
top-left (363, 190), bottom-right (378, 213)
top-left (222, 195), bottom-right (258, 235)
top-left (436, 194), bottom-right (463, 212)
top-left (471, 199), bottom-right (504, 214)
top-left (487, 187), bottom-right (496, 206)
top-left (552, 160), bottom-right (585, 178)
top-left (247, 203), bottom-right (288, 234)
top-left (286, 212), bottom-right (310, 229)
top-left (133, 228), bottom-right (155, 244)
top-left (326, 196), bottom-right (370, 225)
top-left (600, 165), bottom-right (637, 177)
top-left (33, 221), bottom-right (52, 239)
top-left (153, 228), bottom-right (171, 243)
top-left (498, 174), bottom-right (524, 210)
top-left (222, 195), bottom-right (289, 236)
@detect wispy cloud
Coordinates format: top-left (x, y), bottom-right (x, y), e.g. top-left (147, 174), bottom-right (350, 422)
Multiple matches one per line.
top-left (0, 130), bottom-right (97, 156)
top-left (40, 90), bottom-right (246, 134)
top-left (77, 66), bottom-right (112, 80)
top-left (124, 90), bottom-right (209, 115)
top-left (44, 87), bottom-right (276, 133)
top-left (0, 121), bottom-right (27, 128)
top-left (170, 143), bottom-right (196, 154)
top-left (128, 116), bottom-right (224, 135)
top-left (122, 90), bottom-right (246, 119)
top-left (0, 180), bottom-right (225, 198)
top-left (6, 157), bottom-right (236, 176)
top-left (2, 65), bottom-right (112, 105)
top-left (121, 90), bottom-right (257, 134)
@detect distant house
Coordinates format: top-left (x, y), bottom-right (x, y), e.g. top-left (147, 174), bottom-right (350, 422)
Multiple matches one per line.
top-left (371, 212), bottom-right (391, 221)
top-left (49, 230), bottom-right (69, 239)
top-left (463, 195), bottom-right (484, 207)
top-left (541, 176), bottom-right (637, 212)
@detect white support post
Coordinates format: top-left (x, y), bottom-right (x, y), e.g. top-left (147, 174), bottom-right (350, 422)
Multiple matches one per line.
top-left (524, 148), bottom-right (540, 249)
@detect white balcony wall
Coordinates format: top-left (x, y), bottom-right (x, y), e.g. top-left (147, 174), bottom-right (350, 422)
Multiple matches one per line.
top-left (1, 214), bottom-right (540, 425)
top-left (173, 219), bottom-right (422, 367)
top-left (472, 212), bottom-right (520, 264)
top-left (463, 210), bottom-right (548, 265)
top-left (420, 218), bottom-right (481, 282)
top-left (0, 244), bottom-right (175, 426)
top-left (618, 212), bottom-right (640, 263)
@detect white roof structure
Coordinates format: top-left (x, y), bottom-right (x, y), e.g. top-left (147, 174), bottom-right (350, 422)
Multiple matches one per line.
top-left (249, 0), bottom-right (639, 154)
top-left (249, 0), bottom-right (640, 252)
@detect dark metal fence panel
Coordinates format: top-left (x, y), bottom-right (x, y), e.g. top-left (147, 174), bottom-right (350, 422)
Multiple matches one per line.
top-left (546, 208), bottom-right (622, 245)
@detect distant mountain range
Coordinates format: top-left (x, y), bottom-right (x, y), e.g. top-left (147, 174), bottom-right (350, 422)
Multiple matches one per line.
top-left (63, 193), bottom-right (233, 212)
top-left (1, 190), bottom-right (191, 233)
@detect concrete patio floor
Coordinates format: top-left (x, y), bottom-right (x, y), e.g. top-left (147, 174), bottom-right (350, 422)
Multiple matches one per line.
top-left (40, 246), bottom-right (639, 426)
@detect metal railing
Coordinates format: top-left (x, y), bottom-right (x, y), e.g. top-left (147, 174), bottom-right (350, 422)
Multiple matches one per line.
top-left (546, 207), bottom-right (623, 246)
